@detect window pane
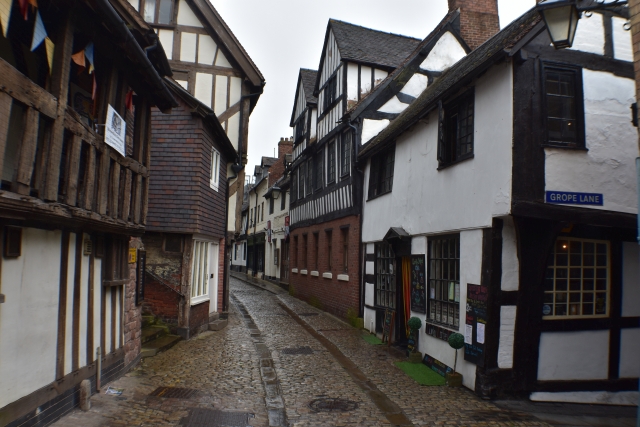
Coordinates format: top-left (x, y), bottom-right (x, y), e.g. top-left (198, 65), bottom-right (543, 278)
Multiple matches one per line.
top-left (143, 0), bottom-right (156, 21)
top-left (158, 0), bottom-right (172, 23)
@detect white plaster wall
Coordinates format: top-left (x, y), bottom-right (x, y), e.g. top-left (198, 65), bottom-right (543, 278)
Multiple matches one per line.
top-left (362, 119), bottom-right (389, 144)
top-left (195, 72), bottom-right (213, 108)
top-left (214, 75), bottom-right (228, 116)
top-left (177, 0), bottom-right (203, 27)
top-left (347, 63), bottom-right (359, 102)
top-left (570, 13), bottom-right (604, 55)
top-left (497, 306), bottom-right (516, 369)
top-left (364, 306), bottom-right (376, 334)
top-left (227, 193), bottom-right (237, 231)
top-left (612, 17), bottom-right (633, 62)
top-left (180, 32), bottom-right (197, 63)
top-left (420, 31), bottom-right (466, 72)
top-left (227, 112), bottom-right (240, 150)
top-left (411, 236), bottom-right (426, 255)
top-left (361, 62), bottom-right (513, 242)
top-left (619, 328), bottom-right (640, 378)
top-left (538, 330), bottom-right (609, 380)
top-left (411, 229), bottom-right (483, 390)
top-left (310, 108), bottom-right (317, 139)
top-left (400, 74), bottom-right (429, 98)
top-left (360, 66), bottom-right (372, 96)
top-left (158, 30), bottom-right (173, 60)
top-left (544, 71), bottom-right (637, 214)
top-left (176, 80), bottom-right (188, 90)
top-left (215, 51), bottom-right (232, 68)
top-left (622, 242), bottom-right (640, 317)
top-left (126, 0), bottom-right (138, 11)
top-left (531, 391), bottom-right (638, 406)
top-left (230, 77), bottom-right (242, 107)
top-left (501, 216), bottom-right (519, 291)
top-left (378, 96), bottom-right (408, 114)
top-left (0, 228), bottom-right (62, 409)
top-left (374, 69), bottom-right (387, 86)
top-left (198, 35), bottom-right (216, 65)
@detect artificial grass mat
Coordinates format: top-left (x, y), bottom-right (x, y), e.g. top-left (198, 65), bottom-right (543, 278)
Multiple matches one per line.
top-left (361, 333), bottom-right (384, 345)
top-left (394, 361), bottom-right (446, 386)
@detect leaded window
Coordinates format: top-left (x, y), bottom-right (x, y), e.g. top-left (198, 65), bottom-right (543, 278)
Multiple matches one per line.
top-left (327, 141), bottom-right (336, 184)
top-left (427, 235), bottom-right (460, 329)
top-left (368, 145), bottom-right (395, 199)
top-left (306, 159), bottom-right (313, 196)
top-left (438, 89), bottom-right (474, 167)
top-left (543, 238), bottom-right (609, 318)
top-left (375, 242), bottom-right (396, 309)
top-left (314, 153), bottom-right (323, 190)
top-left (323, 75), bottom-right (337, 112)
top-left (341, 132), bottom-right (351, 177)
top-left (543, 63), bottom-right (584, 148)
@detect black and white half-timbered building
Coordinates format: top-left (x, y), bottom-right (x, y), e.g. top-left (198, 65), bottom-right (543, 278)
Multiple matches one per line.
top-left (288, 22), bottom-right (421, 320)
top-left (0, 0), bottom-right (177, 424)
top-left (356, 0), bottom-right (639, 405)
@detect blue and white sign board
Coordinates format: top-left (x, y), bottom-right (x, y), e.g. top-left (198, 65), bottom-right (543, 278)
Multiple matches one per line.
top-left (546, 191), bottom-right (603, 206)
top-left (105, 104), bottom-right (126, 157)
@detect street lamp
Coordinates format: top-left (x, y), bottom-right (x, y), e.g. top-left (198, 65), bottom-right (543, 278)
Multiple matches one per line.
top-left (536, 0), bottom-right (628, 49)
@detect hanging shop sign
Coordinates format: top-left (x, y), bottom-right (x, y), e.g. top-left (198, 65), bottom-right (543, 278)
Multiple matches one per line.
top-left (464, 283), bottom-right (487, 367)
top-left (284, 216), bottom-right (290, 242)
top-left (105, 104), bottom-right (126, 157)
top-left (545, 191), bottom-right (603, 206)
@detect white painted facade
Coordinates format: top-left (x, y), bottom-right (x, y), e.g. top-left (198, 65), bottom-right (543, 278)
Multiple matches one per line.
top-left (263, 191), bottom-right (290, 281)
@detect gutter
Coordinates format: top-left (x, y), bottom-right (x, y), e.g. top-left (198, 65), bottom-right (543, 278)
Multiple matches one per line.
top-left (93, 0), bottom-right (177, 112)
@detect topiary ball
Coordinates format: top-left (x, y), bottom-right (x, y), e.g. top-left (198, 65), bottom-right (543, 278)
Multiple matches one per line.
top-left (448, 333), bottom-right (465, 350)
top-left (407, 317), bottom-right (422, 331)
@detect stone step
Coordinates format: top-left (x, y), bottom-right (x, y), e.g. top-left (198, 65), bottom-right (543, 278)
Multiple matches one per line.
top-left (141, 315), bottom-right (155, 328)
top-left (141, 325), bottom-right (167, 345)
top-left (208, 319), bottom-right (228, 331)
top-left (141, 335), bottom-right (181, 358)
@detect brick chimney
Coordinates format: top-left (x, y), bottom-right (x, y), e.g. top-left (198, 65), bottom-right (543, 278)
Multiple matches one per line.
top-left (448, 0), bottom-right (500, 50)
top-left (277, 137), bottom-right (293, 158)
top-left (268, 138), bottom-right (294, 186)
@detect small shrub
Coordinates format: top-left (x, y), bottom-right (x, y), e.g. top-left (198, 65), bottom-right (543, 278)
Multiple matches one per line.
top-left (288, 285), bottom-right (295, 297)
top-left (308, 296), bottom-right (323, 309)
top-left (346, 307), bottom-right (358, 327)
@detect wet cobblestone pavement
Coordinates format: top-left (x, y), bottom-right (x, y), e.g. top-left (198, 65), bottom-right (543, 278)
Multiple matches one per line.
top-left (53, 276), bottom-right (555, 427)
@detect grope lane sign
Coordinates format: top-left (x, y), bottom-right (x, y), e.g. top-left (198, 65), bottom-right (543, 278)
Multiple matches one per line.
top-left (545, 191), bottom-right (603, 206)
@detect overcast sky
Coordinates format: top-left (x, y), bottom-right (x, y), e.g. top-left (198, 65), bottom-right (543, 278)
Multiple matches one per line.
top-left (208, 0), bottom-right (537, 171)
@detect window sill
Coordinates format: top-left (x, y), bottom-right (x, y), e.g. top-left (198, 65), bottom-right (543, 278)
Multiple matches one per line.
top-left (337, 274), bottom-right (349, 282)
top-left (310, 270), bottom-right (319, 277)
top-left (190, 296), bottom-right (210, 306)
top-left (424, 319), bottom-right (459, 331)
top-left (437, 153), bottom-right (474, 171)
top-left (541, 143), bottom-right (588, 151)
top-left (300, 269), bottom-right (308, 275)
top-left (291, 268), bottom-right (298, 274)
top-left (366, 190), bottom-right (392, 202)
top-left (103, 279), bottom-right (129, 287)
top-left (323, 272), bottom-right (332, 279)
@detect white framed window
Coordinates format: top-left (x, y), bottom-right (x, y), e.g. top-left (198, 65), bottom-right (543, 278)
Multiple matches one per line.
top-left (210, 147), bottom-right (220, 191)
top-left (191, 240), bottom-right (210, 305)
top-left (543, 237), bottom-right (610, 319)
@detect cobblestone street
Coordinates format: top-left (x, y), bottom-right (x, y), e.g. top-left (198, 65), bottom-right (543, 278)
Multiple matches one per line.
top-left (52, 277), bottom-right (630, 427)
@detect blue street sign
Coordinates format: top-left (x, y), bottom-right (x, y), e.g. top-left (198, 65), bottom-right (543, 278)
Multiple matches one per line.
top-left (545, 191), bottom-right (603, 206)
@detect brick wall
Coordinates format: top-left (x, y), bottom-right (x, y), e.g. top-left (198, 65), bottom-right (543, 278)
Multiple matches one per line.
top-left (124, 237), bottom-right (144, 367)
top-left (189, 301), bottom-right (209, 336)
top-left (289, 215), bottom-right (361, 320)
top-left (268, 138), bottom-right (293, 187)
top-left (448, 0), bottom-right (500, 50)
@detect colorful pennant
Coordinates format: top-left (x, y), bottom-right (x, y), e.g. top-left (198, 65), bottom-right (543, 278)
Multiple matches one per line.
top-left (19, 0), bottom-right (28, 20)
top-left (45, 37), bottom-right (54, 72)
top-left (27, 0), bottom-right (37, 8)
top-left (125, 90), bottom-right (134, 112)
top-left (0, 0), bottom-right (11, 38)
top-left (85, 42), bottom-right (94, 74)
top-left (72, 49), bottom-right (85, 68)
top-left (92, 73), bottom-right (97, 100)
top-left (30, 10), bottom-right (46, 51)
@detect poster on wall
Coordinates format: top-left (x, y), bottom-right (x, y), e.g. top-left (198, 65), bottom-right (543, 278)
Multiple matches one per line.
top-left (135, 250), bottom-right (146, 305)
top-left (105, 104), bottom-right (126, 157)
top-left (410, 255), bottom-right (426, 313)
top-left (464, 283), bottom-right (487, 367)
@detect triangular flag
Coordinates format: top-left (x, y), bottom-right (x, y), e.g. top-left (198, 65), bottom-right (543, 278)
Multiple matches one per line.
top-left (19, 0), bottom-right (27, 20)
top-left (30, 10), bottom-right (46, 51)
top-left (72, 49), bottom-right (85, 68)
top-left (125, 90), bottom-right (134, 112)
top-left (92, 73), bottom-right (97, 100)
top-left (27, 0), bottom-right (37, 8)
top-left (0, 0), bottom-right (12, 38)
top-left (85, 42), bottom-right (94, 74)
top-left (45, 37), bottom-right (54, 72)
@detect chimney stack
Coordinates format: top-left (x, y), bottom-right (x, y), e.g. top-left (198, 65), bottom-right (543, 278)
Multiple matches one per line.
top-left (278, 137), bottom-right (293, 158)
top-left (448, 0), bottom-right (500, 50)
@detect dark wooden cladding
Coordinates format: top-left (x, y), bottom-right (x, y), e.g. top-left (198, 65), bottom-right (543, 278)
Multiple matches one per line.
top-left (56, 231), bottom-right (70, 380)
top-left (72, 232), bottom-right (83, 371)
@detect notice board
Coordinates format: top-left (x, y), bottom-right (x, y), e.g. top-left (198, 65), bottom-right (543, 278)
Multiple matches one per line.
top-left (136, 250), bottom-right (146, 305)
top-left (410, 255), bottom-right (426, 313)
top-left (464, 283), bottom-right (487, 367)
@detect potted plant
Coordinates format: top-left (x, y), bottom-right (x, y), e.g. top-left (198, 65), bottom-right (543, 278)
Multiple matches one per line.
top-left (446, 333), bottom-right (464, 387)
top-left (407, 317), bottom-right (422, 363)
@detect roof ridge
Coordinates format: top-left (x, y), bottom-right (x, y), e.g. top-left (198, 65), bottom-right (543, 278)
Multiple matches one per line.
top-left (329, 18), bottom-right (421, 41)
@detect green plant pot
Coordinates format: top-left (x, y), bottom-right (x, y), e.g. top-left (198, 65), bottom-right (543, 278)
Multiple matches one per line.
top-left (408, 351), bottom-right (423, 364)
top-left (446, 372), bottom-right (463, 387)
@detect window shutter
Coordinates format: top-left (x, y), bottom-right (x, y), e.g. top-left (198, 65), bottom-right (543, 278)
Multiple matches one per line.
top-left (437, 100), bottom-right (445, 163)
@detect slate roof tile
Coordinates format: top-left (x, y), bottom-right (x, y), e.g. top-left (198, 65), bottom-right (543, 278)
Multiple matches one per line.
top-left (300, 69), bottom-right (318, 105)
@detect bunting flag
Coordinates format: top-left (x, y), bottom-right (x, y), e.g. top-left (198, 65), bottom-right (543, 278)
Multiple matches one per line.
top-left (27, 0), bottom-right (36, 8)
top-left (92, 73), bottom-right (97, 100)
top-left (19, 0), bottom-right (27, 20)
top-left (125, 89), bottom-right (134, 112)
top-left (45, 37), bottom-right (54, 72)
top-left (30, 10), bottom-right (46, 51)
top-left (71, 49), bottom-right (85, 68)
top-left (84, 42), bottom-right (94, 74)
top-left (0, 0), bottom-right (11, 38)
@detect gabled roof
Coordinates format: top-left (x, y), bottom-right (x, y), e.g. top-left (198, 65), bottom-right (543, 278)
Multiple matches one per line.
top-left (186, 0), bottom-right (265, 89)
top-left (163, 78), bottom-right (237, 159)
top-left (290, 69), bottom-right (318, 126)
top-left (330, 19), bottom-right (421, 69)
top-left (345, 10), bottom-right (463, 118)
top-left (359, 8), bottom-right (543, 159)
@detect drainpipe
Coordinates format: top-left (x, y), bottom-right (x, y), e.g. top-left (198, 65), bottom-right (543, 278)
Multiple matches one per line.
top-left (636, 158), bottom-right (640, 427)
top-left (222, 165), bottom-right (236, 313)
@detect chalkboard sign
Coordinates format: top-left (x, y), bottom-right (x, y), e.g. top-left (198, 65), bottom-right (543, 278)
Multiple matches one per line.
top-left (406, 329), bottom-right (418, 356)
top-left (422, 353), bottom-right (453, 378)
top-left (410, 255), bottom-right (426, 313)
top-left (382, 309), bottom-right (394, 346)
top-left (136, 250), bottom-right (146, 306)
top-left (464, 283), bottom-right (487, 367)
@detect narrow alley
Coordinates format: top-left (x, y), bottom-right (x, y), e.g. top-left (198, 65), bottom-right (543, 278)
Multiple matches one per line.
top-left (50, 277), bottom-right (632, 427)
